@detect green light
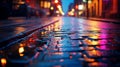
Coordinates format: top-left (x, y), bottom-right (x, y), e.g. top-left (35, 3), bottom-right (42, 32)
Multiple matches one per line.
top-left (83, 0), bottom-right (87, 2)
top-left (83, 0), bottom-right (92, 3)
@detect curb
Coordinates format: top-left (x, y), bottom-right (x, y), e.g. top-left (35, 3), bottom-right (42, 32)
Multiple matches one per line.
top-left (0, 20), bottom-right (59, 50)
top-left (89, 18), bottom-right (120, 24)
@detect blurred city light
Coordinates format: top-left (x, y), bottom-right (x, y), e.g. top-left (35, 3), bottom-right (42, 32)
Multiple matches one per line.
top-left (72, 8), bottom-right (75, 12)
top-left (83, 0), bottom-right (87, 2)
top-left (78, 4), bottom-right (84, 10)
top-left (50, 6), bottom-right (54, 10)
top-left (57, 5), bottom-right (61, 8)
top-left (56, 10), bottom-right (59, 13)
top-left (57, 5), bottom-right (64, 15)
top-left (40, 1), bottom-right (44, 7)
top-left (55, 0), bottom-right (59, 3)
top-left (1, 58), bottom-right (7, 67)
top-left (83, 0), bottom-right (92, 3)
top-left (44, 1), bottom-right (48, 8)
top-left (19, 47), bottom-right (24, 56)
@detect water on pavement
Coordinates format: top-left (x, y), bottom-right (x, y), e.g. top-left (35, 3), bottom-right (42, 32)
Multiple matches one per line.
top-left (0, 17), bottom-right (120, 67)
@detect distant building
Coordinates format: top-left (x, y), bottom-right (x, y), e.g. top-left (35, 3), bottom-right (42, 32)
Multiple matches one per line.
top-left (72, 0), bottom-right (120, 19)
top-left (87, 0), bottom-right (120, 19)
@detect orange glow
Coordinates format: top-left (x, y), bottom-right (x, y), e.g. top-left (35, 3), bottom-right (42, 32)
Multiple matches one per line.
top-left (89, 62), bottom-right (99, 67)
top-left (15, 27), bottom-right (25, 34)
top-left (47, 2), bottom-right (51, 8)
top-left (84, 58), bottom-right (95, 62)
top-left (84, 47), bottom-right (95, 50)
top-left (40, 1), bottom-right (44, 7)
top-left (44, 1), bottom-right (47, 8)
top-left (20, 43), bottom-right (24, 47)
top-left (84, 39), bottom-right (91, 45)
top-left (54, 52), bottom-right (63, 55)
top-left (75, 5), bottom-right (78, 9)
top-left (1, 58), bottom-right (7, 66)
top-left (87, 50), bottom-right (101, 57)
top-left (20, 54), bottom-right (24, 56)
top-left (88, 0), bottom-right (92, 3)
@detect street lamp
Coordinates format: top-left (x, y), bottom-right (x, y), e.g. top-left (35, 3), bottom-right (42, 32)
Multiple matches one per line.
top-left (78, 4), bottom-right (84, 10)
top-left (50, 6), bottom-right (54, 10)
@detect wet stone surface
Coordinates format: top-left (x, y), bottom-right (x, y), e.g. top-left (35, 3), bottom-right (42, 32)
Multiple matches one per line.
top-left (0, 17), bottom-right (120, 67)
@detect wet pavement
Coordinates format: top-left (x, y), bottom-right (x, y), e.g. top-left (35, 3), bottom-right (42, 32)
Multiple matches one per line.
top-left (0, 17), bottom-right (120, 67)
top-left (0, 17), bottom-right (59, 48)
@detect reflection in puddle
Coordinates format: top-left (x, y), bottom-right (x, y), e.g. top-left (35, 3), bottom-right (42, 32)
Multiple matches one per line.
top-left (84, 58), bottom-right (95, 62)
top-left (59, 59), bottom-right (64, 62)
top-left (88, 62), bottom-right (107, 67)
top-left (53, 65), bottom-right (62, 67)
top-left (54, 52), bottom-right (63, 55)
top-left (14, 27), bottom-right (26, 34)
top-left (1, 58), bottom-right (7, 67)
top-left (84, 39), bottom-right (99, 46)
top-left (91, 41), bottom-right (98, 45)
top-left (87, 50), bottom-right (101, 57)
top-left (18, 47), bottom-right (24, 56)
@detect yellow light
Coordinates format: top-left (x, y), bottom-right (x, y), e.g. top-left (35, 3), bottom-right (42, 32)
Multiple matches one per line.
top-left (57, 5), bottom-right (64, 15)
top-left (88, 0), bottom-right (92, 3)
top-left (55, 0), bottom-right (58, 3)
top-left (1, 58), bottom-right (7, 66)
top-left (68, 11), bottom-right (74, 16)
top-left (72, 8), bottom-right (75, 12)
top-left (57, 5), bottom-right (61, 9)
top-left (92, 41), bottom-right (98, 45)
top-left (50, 7), bottom-right (54, 10)
top-left (19, 47), bottom-right (24, 54)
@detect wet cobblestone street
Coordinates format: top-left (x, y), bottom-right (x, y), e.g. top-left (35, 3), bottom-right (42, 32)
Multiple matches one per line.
top-left (0, 17), bottom-right (120, 67)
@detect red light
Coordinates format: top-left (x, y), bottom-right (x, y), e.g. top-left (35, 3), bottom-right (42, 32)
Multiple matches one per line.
top-left (75, 5), bottom-right (78, 9)
top-left (26, 0), bottom-right (30, 3)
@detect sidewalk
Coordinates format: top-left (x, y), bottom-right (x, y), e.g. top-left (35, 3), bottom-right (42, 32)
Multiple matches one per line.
top-left (89, 18), bottom-right (120, 24)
